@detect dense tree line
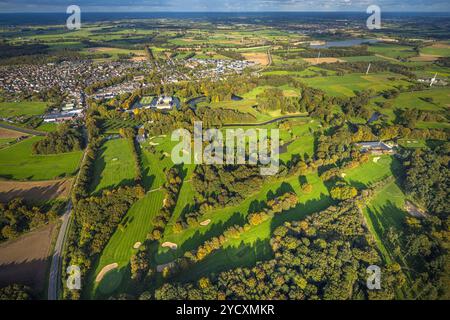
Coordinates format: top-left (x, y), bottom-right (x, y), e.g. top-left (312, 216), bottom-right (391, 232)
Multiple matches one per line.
top-left (139, 107), bottom-right (255, 136)
top-left (64, 185), bottom-right (145, 299)
top-left (155, 200), bottom-right (404, 300)
top-left (148, 167), bottom-right (183, 241)
top-left (32, 124), bottom-right (84, 155)
top-left (0, 284), bottom-right (33, 300)
top-left (0, 43), bottom-right (49, 60)
top-left (0, 198), bottom-right (58, 242)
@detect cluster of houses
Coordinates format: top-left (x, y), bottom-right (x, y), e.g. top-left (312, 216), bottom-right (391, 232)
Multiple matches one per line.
top-left (186, 58), bottom-right (256, 79)
top-left (0, 60), bottom-right (151, 101)
top-left (92, 78), bottom-right (150, 100)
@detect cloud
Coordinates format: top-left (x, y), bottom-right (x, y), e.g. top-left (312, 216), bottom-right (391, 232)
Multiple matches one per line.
top-left (0, 0), bottom-right (449, 12)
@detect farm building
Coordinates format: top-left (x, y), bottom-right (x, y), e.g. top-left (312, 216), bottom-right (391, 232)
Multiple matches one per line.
top-left (356, 141), bottom-right (396, 155)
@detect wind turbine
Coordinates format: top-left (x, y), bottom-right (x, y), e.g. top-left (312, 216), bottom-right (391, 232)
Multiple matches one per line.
top-left (366, 63), bottom-right (371, 75)
top-left (316, 51), bottom-right (321, 64)
top-left (430, 73), bottom-right (438, 87)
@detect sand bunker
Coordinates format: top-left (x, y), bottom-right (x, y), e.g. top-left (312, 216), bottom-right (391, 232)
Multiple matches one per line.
top-left (133, 242), bottom-right (142, 249)
top-left (373, 157), bottom-right (380, 163)
top-left (96, 263), bottom-right (118, 283)
top-left (162, 242), bottom-right (178, 250)
top-left (149, 142), bottom-right (159, 146)
top-left (200, 219), bottom-right (211, 226)
top-left (341, 173), bottom-right (347, 178)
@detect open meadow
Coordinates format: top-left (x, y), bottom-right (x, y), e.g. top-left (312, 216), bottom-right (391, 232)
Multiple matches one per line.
top-left (0, 136), bottom-right (83, 181)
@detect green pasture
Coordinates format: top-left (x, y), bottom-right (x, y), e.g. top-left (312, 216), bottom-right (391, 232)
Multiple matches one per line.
top-left (0, 136), bottom-right (82, 180)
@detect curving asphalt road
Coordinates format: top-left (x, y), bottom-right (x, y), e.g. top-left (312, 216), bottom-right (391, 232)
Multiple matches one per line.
top-left (47, 129), bottom-right (88, 300)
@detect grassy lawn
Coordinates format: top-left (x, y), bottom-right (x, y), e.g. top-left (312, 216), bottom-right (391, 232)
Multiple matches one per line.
top-left (0, 136), bottom-right (82, 180)
top-left (420, 45), bottom-right (450, 57)
top-left (0, 101), bottom-right (48, 117)
top-left (363, 180), bottom-right (407, 263)
top-left (90, 138), bottom-right (137, 194)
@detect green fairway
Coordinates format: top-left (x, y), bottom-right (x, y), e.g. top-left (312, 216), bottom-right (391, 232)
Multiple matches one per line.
top-left (0, 101), bottom-right (48, 117)
top-left (343, 155), bottom-right (400, 188)
top-left (90, 138), bottom-right (137, 194)
top-left (0, 136), bottom-right (82, 180)
top-left (370, 87), bottom-right (450, 125)
top-left (363, 180), bottom-right (407, 260)
top-left (92, 189), bottom-right (165, 297)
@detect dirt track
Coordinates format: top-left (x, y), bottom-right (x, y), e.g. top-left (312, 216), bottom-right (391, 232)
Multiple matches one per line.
top-left (0, 223), bottom-right (57, 293)
top-left (0, 179), bottom-right (72, 203)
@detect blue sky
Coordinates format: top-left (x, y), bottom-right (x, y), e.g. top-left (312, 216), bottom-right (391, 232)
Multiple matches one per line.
top-left (0, 0), bottom-right (449, 12)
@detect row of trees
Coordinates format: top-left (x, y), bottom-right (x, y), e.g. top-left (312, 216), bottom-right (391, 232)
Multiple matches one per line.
top-left (0, 198), bottom-right (58, 242)
top-left (165, 192), bottom-right (298, 279)
top-left (155, 199), bottom-right (404, 300)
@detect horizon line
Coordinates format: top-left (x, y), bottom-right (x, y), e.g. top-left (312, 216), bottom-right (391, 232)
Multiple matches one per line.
top-left (1, 10), bottom-right (450, 14)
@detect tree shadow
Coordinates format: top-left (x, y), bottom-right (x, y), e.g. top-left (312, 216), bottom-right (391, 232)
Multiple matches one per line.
top-left (156, 212), bottom-right (246, 264)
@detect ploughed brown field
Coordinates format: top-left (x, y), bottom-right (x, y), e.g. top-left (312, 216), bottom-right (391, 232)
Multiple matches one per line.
top-left (0, 223), bottom-right (58, 294)
top-left (0, 178), bottom-right (72, 203)
top-left (242, 52), bottom-right (270, 66)
top-left (303, 57), bottom-right (345, 65)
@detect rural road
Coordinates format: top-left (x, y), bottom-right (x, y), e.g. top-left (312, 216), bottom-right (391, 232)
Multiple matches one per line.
top-left (0, 122), bottom-right (46, 136)
top-left (47, 128), bottom-right (89, 300)
top-left (47, 202), bottom-right (72, 300)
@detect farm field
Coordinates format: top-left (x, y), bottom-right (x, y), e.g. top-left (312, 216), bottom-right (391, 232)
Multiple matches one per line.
top-left (420, 44), bottom-right (450, 57)
top-left (0, 178), bottom-right (72, 203)
top-left (0, 101), bottom-right (48, 117)
top-left (305, 73), bottom-right (411, 97)
top-left (0, 136), bottom-right (83, 181)
top-left (0, 222), bottom-right (58, 297)
top-left (90, 138), bottom-right (137, 194)
top-left (367, 43), bottom-right (418, 60)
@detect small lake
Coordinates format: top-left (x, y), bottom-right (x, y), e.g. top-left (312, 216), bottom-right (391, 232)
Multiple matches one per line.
top-left (311, 38), bottom-right (379, 49)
